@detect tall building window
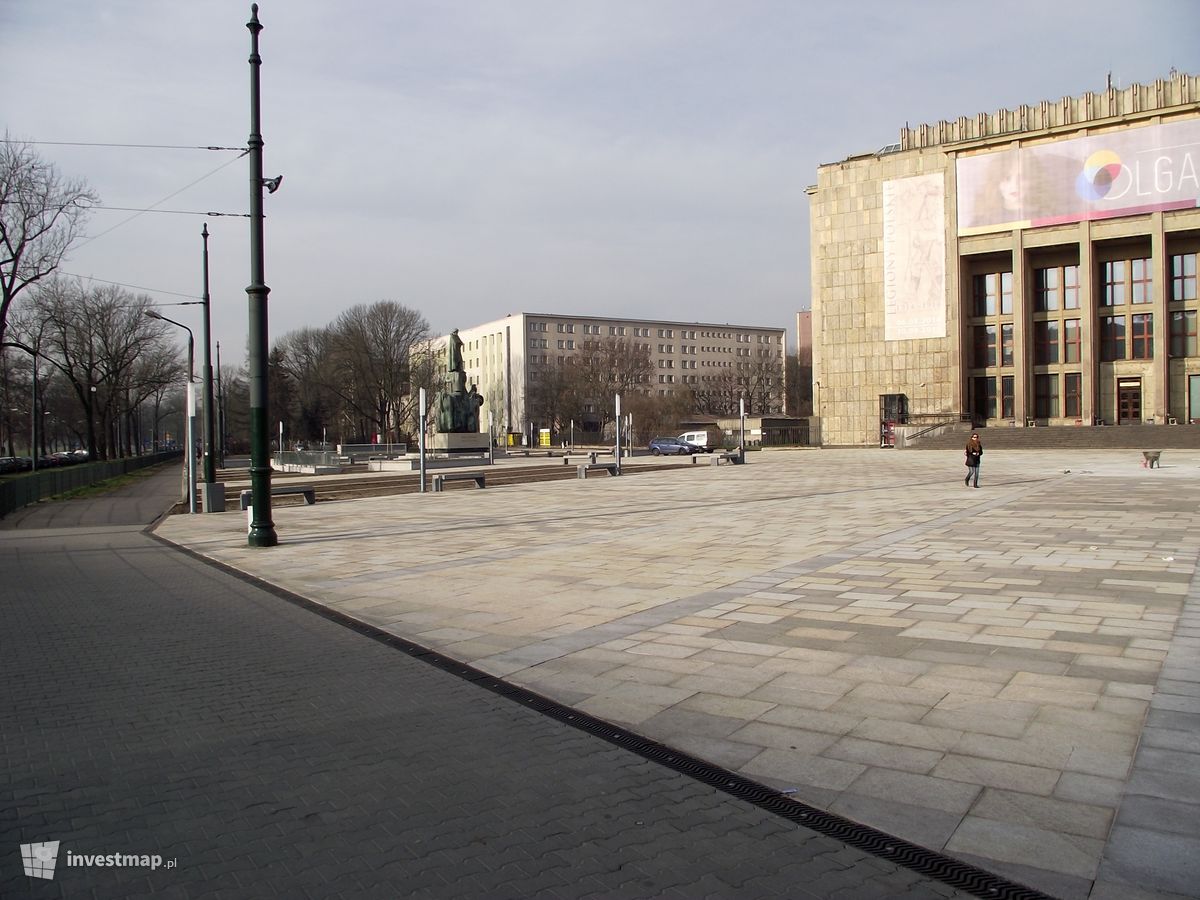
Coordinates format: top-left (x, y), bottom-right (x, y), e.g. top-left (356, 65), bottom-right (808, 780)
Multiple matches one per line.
top-left (1035, 267), bottom-right (1060, 312)
top-left (1171, 309), bottom-right (1198, 357)
top-left (1001, 375), bottom-right (1015, 419)
top-left (1131, 258), bottom-right (1152, 304)
top-left (1131, 314), bottom-right (1153, 359)
top-left (1064, 373), bottom-right (1082, 418)
top-left (1170, 253), bottom-right (1198, 360)
top-left (1063, 265), bottom-right (1080, 309)
top-left (1034, 321), bottom-right (1060, 365)
top-left (1102, 261), bottom-right (1126, 306)
top-left (1035, 374), bottom-right (1059, 418)
top-left (1172, 253), bottom-right (1198, 302)
top-left (1102, 256), bottom-right (1151, 306)
top-left (1001, 324), bottom-right (1014, 366)
top-left (973, 376), bottom-right (996, 419)
top-left (974, 325), bottom-right (997, 367)
top-left (1101, 316), bottom-right (1125, 361)
top-left (972, 272), bottom-right (1012, 316)
top-left (1064, 319), bottom-right (1081, 363)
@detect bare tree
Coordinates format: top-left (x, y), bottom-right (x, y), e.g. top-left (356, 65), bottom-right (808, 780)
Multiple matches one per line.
top-left (330, 301), bottom-right (429, 443)
top-left (524, 338), bottom-right (655, 441)
top-left (694, 358), bottom-right (785, 417)
top-left (274, 326), bottom-right (336, 442)
top-left (526, 360), bottom-right (588, 436)
top-left (29, 279), bottom-right (173, 458)
top-left (0, 136), bottom-right (97, 347)
top-left (741, 358), bottom-right (785, 415)
top-left (625, 389), bottom-right (693, 445)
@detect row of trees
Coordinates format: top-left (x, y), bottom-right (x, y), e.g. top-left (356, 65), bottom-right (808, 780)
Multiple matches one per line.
top-left (525, 336), bottom-right (791, 443)
top-left (1, 279), bottom-right (200, 459)
top-left (269, 302), bottom-right (434, 446)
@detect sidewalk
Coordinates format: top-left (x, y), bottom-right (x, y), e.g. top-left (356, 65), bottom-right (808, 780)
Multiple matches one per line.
top-left (3, 456), bottom-right (974, 899)
top-left (0, 462), bottom-right (182, 530)
top-left (157, 448), bottom-right (1200, 899)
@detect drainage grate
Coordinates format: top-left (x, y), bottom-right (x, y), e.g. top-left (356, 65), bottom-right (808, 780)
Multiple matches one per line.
top-left (159, 534), bottom-right (1054, 900)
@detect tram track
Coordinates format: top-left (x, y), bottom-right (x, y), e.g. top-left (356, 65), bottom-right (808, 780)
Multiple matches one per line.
top-left (214, 458), bottom-right (699, 507)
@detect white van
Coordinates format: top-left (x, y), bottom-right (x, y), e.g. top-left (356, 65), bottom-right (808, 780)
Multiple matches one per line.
top-left (678, 429), bottom-right (720, 453)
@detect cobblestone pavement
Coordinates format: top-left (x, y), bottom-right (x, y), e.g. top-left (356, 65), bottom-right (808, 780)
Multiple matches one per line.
top-left (1, 470), bottom-right (974, 899)
top-left (156, 448), bottom-right (1200, 899)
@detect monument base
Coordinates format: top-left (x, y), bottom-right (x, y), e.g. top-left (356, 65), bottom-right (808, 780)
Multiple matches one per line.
top-left (428, 433), bottom-right (490, 455)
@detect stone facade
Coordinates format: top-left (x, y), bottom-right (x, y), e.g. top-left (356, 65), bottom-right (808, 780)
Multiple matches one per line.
top-left (809, 72), bottom-right (1200, 446)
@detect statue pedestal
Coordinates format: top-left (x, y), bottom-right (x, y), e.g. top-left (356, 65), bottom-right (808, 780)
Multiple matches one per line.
top-left (428, 433), bottom-right (490, 455)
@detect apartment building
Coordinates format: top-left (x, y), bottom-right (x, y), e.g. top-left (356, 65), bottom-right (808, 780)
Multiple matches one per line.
top-left (429, 313), bottom-right (787, 438)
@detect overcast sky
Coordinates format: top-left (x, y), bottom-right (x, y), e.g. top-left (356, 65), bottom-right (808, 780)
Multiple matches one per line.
top-left (3, 1), bottom-right (1197, 366)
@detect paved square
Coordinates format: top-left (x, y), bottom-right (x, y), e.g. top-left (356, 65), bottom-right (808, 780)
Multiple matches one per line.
top-left (158, 448), bottom-right (1200, 899)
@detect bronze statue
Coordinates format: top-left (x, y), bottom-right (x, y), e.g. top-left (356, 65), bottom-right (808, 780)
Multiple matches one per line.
top-left (436, 330), bottom-right (484, 433)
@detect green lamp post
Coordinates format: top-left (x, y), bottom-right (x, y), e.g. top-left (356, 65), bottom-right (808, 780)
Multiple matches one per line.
top-left (245, 2), bottom-right (279, 546)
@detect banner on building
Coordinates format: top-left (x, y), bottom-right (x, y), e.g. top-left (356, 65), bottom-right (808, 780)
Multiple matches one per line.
top-left (883, 173), bottom-right (947, 342)
top-left (957, 118), bottom-right (1200, 235)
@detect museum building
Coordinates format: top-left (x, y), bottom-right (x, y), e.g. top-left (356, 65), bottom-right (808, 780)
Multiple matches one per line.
top-left (807, 72), bottom-right (1200, 446)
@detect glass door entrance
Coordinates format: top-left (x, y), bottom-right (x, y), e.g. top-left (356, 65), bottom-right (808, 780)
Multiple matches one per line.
top-left (1118, 379), bottom-right (1142, 424)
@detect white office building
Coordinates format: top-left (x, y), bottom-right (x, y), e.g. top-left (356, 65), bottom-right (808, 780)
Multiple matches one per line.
top-left (428, 312), bottom-right (787, 440)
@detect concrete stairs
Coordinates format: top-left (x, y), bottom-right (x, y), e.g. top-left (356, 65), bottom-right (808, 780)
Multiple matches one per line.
top-left (909, 423), bottom-right (1200, 450)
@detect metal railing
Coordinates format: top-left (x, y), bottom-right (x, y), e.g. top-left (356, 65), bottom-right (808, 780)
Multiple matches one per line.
top-left (335, 443), bottom-right (408, 461)
top-left (273, 450), bottom-right (343, 468)
top-left (755, 425), bottom-right (821, 447)
top-left (905, 414), bottom-right (969, 442)
top-left (0, 451), bottom-right (182, 519)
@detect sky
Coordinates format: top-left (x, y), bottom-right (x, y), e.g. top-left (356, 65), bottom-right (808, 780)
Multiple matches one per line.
top-left (2, 1), bottom-right (1197, 367)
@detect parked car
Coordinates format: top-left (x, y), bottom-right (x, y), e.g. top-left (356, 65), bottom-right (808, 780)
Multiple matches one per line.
top-left (648, 437), bottom-right (697, 456)
top-left (0, 457), bottom-right (20, 474)
top-left (678, 428), bottom-right (721, 453)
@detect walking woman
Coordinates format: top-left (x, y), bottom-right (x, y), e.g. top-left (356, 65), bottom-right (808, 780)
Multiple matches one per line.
top-left (964, 433), bottom-right (983, 488)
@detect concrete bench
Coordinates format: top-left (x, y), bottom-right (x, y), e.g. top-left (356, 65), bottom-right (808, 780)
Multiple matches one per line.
top-left (576, 462), bottom-right (620, 479)
top-left (1142, 450), bottom-right (1162, 469)
top-left (563, 452), bottom-right (599, 465)
top-left (239, 484), bottom-right (316, 510)
top-left (432, 472), bottom-right (486, 491)
top-left (707, 450), bottom-right (743, 466)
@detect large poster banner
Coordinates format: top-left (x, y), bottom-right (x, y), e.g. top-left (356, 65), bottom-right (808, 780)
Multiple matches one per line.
top-left (883, 173), bottom-right (946, 342)
top-left (957, 118), bottom-right (1200, 235)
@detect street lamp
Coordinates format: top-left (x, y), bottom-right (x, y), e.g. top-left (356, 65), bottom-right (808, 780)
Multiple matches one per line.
top-left (200, 224), bottom-right (218, 492)
top-left (147, 310), bottom-right (197, 513)
top-left (215, 340), bottom-right (225, 466)
top-left (245, 2), bottom-right (279, 547)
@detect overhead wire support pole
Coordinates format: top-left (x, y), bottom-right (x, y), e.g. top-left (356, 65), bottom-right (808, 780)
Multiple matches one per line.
top-left (201, 223), bottom-right (217, 489)
top-left (146, 311), bottom-right (196, 512)
top-left (245, 2), bottom-right (277, 546)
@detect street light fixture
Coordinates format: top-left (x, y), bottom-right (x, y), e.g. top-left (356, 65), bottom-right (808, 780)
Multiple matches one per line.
top-left (147, 309), bottom-right (197, 513)
top-left (245, 2), bottom-right (279, 547)
top-left (200, 224), bottom-right (217, 491)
